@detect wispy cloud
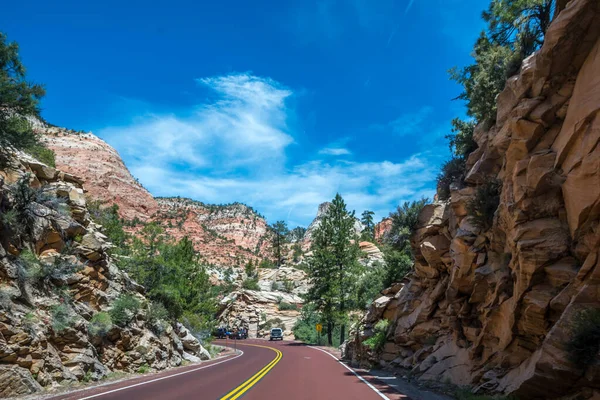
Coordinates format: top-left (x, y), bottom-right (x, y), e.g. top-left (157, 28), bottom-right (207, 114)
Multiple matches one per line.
top-left (370, 106), bottom-right (434, 137)
top-left (99, 74), bottom-right (439, 226)
top-left (319, 147), bottom-right (352, 156)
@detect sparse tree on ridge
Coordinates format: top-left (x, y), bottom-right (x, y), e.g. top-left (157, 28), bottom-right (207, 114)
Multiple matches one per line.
top-left (0, 32), bottom-right (49, 167)
top-left (360, 210), bottom-right (375, 241)
top-left (271, 220), bottom-right (289, 268)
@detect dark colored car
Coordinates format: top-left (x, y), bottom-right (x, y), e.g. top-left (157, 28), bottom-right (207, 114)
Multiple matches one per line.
top-left (269, 328), bottom-right (283, 341)
top-left (213, 327), bottom-right (228, 339)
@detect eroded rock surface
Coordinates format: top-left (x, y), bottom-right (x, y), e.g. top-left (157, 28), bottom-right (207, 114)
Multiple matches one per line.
top-left (344, 1), bottom-right (600, 398)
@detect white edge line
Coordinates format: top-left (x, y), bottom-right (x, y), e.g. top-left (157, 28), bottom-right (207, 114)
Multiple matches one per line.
top-left (308, 346), bottom-right (389, 400)
top-left (76, 350), bottom-right (244, 400)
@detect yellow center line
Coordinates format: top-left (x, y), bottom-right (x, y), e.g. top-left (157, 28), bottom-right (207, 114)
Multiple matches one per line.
top-left (220, 344), bottom-right (282, 400)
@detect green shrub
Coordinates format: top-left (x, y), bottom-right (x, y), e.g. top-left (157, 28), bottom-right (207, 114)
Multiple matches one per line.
top-left (258, 259), bottom-right (275, 269)
top-left (242, 278), bottom-right (260, 291)
top-left (19, 250), bottom-right (80, 288)
top-left (278, 301), bottom-right (298, 311)
top-left (88, 312), bottom-right (113, 337)
top-left (50, 303), bottom-right (77, 333)
top-left (437, 158), bottom-right (466, 200)
top-left (260, 317), bottom-right (283, 331)
top-left (271, 281), bottom-right (282, 291)
top-left (566, 308), bottom-right (600, 368)
top-left (446, 118), bottom-right (477, 158)
top-left (282, 279), bottom-right (294, 293)
top-left (466, 179), bottom-right (502, 231)
top-left (137, 364), bottom-right (150, 374)
top-left (147, 301), bottom-right (169, 335)
top-left (363, 319), bottom-right (389, 351)
top-left (26, 144), bottom-right (56, 167)
top-left (109, 294), bottom-right (141, 327)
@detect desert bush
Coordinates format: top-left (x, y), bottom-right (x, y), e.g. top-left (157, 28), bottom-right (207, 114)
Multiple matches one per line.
top-left (259, 259), bottom-right (276, 269)
top-left (271, 281), bottom-right (282, 291)
top-left (437, 158), bottom-right (466, 200)
top-left (19, 250), bottom-right (80, 288)
top-left (282, 279), bottom-right (294, 293)
top-left (109, 294), bottom-right (141, 327)
top-left (260, 317), bottom-right (283, 331)
top-left (278, 301), bottom-right (298, 311)
top-left (27, 145), bottom-right (56, 167)
top-left (363, 319), bottom-right (389, 351)
top-left (566, 308), bottom-right (600, 368)
top-left (242, 278), bottom-right (260, 291)
top-left (137, 364), bottom-right (150, 374)
top-left (147, 301), bottom-right (169, 335)
top-left (467, 179), bottom-right (502, 231)
top-left (88, 312), bottom-right (113, 337)
top-left (50, 303), bottom-right (77, 333)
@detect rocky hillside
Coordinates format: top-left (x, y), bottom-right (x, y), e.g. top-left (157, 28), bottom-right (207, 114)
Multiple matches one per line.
top-left (40, 128), bottom-right (274, 269)
top-left (344, 1), bottom-right (600, 399)
top-left (0, 155), bottom-right (209, 397)
top-left (302, 201), bottom-right (364, 249)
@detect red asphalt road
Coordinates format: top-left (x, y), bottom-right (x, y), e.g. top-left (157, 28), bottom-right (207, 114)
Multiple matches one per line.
top-left (47, 339), bottom-right (405, 400)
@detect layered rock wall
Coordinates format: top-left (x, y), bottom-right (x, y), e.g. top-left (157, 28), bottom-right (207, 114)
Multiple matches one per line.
top-left (0, 156), bottom-right (208, 396)
top-left (344, 1), bottom-right (600, 398)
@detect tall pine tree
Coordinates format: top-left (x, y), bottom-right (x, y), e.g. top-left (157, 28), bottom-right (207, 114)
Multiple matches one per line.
top-left (306, 193), bottom-right (360, 345)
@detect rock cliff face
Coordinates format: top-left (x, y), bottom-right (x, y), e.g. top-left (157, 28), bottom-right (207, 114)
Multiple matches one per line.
top-left (344, 1), bottom-right (600, 398)
top-left (374, 218), bottom-right (392, 244)
top-left (0, 155), bottom-right (208, 397)
top-left (39, 127), bottom-right (274, 269)
top-left (42, 129), bottom-right (158, 222)
top-left (154, 198), bottom-right (272, 269)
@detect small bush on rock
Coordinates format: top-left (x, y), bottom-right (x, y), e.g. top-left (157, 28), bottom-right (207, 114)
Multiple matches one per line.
top-left (110, 294), bottom-right (141, 327)
top-left (50, 303), bottom-right (77, 333)
top-left (437, 158), bottom-right (466, 200)
top-left (242, 278), bottom-right (260, 291)
top-left (467, 179), bottom-right (502, 231)
top-left (278, 301), bottom-right (298, 311)
top-left (363, 319), bottom-right (389, 351)
top-left (88, 312), bottom-right (113, 337)
top-left (147, 301), bottom-right (169, 335)
top-left (567, 308), bottom-right (600, 368)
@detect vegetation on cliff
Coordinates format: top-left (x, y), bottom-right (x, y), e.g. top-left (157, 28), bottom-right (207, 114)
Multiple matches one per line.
top-left (0, 32), bottom-right (54, 167)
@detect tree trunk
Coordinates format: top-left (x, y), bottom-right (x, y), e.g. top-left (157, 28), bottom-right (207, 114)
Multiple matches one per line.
top-left (327, 321), bottom-right (333, 346)
top-left (340, 324), bottom-right (346, 345)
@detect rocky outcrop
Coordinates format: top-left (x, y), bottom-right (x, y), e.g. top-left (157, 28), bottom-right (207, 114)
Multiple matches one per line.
top-left (42, 129), bottom-right (158, 221)
top-left (374, 218), bottom-right (393, 244)
top-left (154, 198), bottom-right (272, 268)
top-left (344, 1), bottom-right (600, 398)
top-left (217, 285), bottom-right (304, 339)
top-left (0, 156), bottom-right (209, 396)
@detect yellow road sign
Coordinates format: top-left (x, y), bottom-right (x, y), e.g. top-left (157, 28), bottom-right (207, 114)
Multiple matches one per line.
top-left (316, 323), bottom-right (322, 332)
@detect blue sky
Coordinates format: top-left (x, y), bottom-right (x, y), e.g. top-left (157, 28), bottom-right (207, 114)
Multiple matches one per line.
top-left (1, 0), bottom-right (486, 227)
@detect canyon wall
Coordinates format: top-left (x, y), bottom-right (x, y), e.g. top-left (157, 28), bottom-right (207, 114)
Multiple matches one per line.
top-left (0, 155), bottom-right (209, 397)
top-left (344, 1), bottom-right (600, 398)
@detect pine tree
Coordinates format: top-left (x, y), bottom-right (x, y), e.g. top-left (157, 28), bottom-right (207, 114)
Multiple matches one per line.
top-left (360, 210), bottom-right (375, 241)
top-left (0, 32), bottom-right (46, 166)
top-left (306, 193), bottom-right (360, 345)
top-left (271, 220), bottom-right (289, 267)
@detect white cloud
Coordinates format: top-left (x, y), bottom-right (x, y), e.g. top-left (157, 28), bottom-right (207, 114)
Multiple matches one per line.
top-left (319, 147), bottom-right (352, 156)
top-left (99, 73), bottom-right (439, 226)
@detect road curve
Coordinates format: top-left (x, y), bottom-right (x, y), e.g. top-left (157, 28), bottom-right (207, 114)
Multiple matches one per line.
top-left (46, 339), bottom-right (403, 400)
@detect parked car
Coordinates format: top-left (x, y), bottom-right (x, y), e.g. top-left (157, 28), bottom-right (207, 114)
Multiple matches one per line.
top-left (213, 327), bottom-right (229, 339)
top-left (269, 328), bottom-right (283, 341)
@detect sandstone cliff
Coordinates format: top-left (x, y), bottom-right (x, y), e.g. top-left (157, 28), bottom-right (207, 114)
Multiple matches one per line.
top-left (344, 1), bottom-right (600, 398)
top-left (39, 127), bottom-right (274, 270)
top-left (0, 155), bottom-right (209, 397)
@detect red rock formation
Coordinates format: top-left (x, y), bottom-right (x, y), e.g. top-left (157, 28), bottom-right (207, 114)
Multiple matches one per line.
top-left (41, 129), bottom-right (158, 221)
top-left (344, 2), bottom-right (600, 398)
top-left (374, 218), bottom-right (392, 243)
top-left (39, 128), bottom-right (274, 269)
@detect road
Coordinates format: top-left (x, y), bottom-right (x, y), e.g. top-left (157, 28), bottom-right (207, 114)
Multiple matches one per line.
top-left (48, 339), bottom-right (405, 400)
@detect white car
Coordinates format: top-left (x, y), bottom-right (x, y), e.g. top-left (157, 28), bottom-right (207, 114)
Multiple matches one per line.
top-left (269, 328), bottom-right (283, 341)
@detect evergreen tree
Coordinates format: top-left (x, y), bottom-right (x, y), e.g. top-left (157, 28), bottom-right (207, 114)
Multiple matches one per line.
top-left (305, 193), bottom-right (360, 345)
top-left (271, 220), bottom-right (289, 267)
top-left (0, 33), bottom-right (48, 166)
top-left (360, 210), bottom-right (375, 241)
